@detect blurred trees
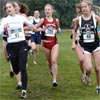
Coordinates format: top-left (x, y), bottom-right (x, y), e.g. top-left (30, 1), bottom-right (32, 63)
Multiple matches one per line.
top-left (0, 0), bottom-right (100, 28)
top-left (0, 0), bottom-right (7, 17)
top-left (19, 0), bottom-right (80, 28)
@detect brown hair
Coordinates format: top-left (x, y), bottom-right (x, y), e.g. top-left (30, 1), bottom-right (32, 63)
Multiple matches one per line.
top-left (75, 3), bottom-right (81, 9)
top-left (19, 3), bottom-right (29, 14)
top-left (75, 3), bottom-right (82, 15)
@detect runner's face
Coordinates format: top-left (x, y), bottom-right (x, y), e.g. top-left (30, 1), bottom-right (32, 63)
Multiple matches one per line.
top-left (34, 11), bottom-right (40, 18)
top-left (14, 3), bottom-right (20, 14)
top-left (81, 2), bottom-right (90, 15)
top-left (44, 6), bottom-right (53, 17)
top-left (6, 3), bottom-right (16, 15)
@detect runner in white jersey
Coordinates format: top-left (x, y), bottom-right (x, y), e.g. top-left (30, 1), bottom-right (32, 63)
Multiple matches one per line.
top-left (0, 1), bottom-right (32, 98)
top-left (1, 1), bottom-right (30, 91)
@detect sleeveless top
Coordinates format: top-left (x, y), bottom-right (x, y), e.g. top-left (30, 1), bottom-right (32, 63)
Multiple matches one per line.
top-left (33, 17), bottom-right (41, 34)
top-left (78, 15), bottom-right (99, 47)
top-left (42, 18), bottom-right (57, 41)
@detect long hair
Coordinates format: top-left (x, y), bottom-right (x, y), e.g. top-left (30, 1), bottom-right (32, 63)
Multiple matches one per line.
top-left (19, 2), bottom-right (29, 15)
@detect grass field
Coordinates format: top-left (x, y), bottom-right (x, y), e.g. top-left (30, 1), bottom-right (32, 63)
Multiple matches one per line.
top-left (0, 32), bottom-right (100, 100)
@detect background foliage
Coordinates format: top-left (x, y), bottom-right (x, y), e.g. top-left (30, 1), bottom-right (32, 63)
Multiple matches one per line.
top-left (19, 0), bottom-right (80, 28)
top-left (0, 0), bottom-right (100, 28)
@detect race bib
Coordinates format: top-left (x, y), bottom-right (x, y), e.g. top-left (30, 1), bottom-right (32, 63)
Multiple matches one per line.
top-left (45, 26), bottom-right (57, 37)
top-left (7, 22), bottom-right (25, 43)
top-left (9, 27), bottom-right (24, 39)
top-left (83, 31), bottom-right (95, 43)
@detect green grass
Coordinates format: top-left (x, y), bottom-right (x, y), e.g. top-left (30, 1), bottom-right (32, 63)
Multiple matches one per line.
top-left (0, 32), bottom-right (100, 100)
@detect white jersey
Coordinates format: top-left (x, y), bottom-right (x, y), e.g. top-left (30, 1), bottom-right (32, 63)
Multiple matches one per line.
top-left (0, 14), bottom-right (30, 43)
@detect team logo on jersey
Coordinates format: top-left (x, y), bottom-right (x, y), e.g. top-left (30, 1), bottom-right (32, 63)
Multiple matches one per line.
top-left (82, 24), bottom-right (95, 43)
